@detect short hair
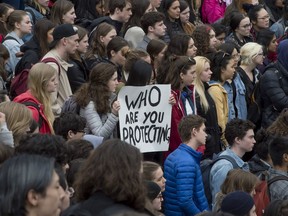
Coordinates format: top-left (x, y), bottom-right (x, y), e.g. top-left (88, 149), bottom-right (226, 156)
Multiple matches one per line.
top-left (248, 4), bottom-right (265, 23)
top-left (254, 128), bottom-right (272, 161)
top-left (269, 136), bottom-right (288, 166)
top-left (74, 139), bottom-right (146, 210)
top-left (0, 154), bottom-right (55, 215)
top-left (53, 112), bottom-right (86, 140)
top-left (142, 161), bottom-right (161, 181)
top-left (141, 11), bottom-right (165, 34)
top-left (16, 134), bottom-right (69, 166)
top-left (109, 0), bottom-right (130, 14)
top-left (178, 114), bottom-right (206, 143)
top-left (210, 51), bottom-right (233, 82)
top-left (66, 139), bottom-right (94, 161)
top-left (240, 42), bottom-right (263, 65)
top-left (224, 119), bottom-right (255, 146)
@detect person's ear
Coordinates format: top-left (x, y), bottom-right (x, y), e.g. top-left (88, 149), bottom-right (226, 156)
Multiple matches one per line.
top-left (148, 26), bottom-right (154, 33)
top-left (110, 50), bottom-right (116, 57)
top-left (99, 35), bottom-right (104, 43)
top-left (283, 153), bottom-right (288, 163)
top-left (67, 130), bottom-right (74, 139)
top-left (27, 189), bottom-right (40, 207)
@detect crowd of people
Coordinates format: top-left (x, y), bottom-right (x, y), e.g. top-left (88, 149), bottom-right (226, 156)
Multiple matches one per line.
top-left (1, 0), bottom-right (288, 215)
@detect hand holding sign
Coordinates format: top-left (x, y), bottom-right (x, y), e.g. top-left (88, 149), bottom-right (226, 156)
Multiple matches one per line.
top-left (112, 100), bottom-right (120, 116)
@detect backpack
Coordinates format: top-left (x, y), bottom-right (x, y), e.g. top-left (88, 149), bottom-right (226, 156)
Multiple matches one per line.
top-left (9, 57), bottom-right (60, 100)
top-left (21, 101), bottom-right (43, 128)
top-left (200, 154), bottom-right (240, 207)
top-left (2, 36), bottom-right (19, 44)
top-left (61, 95), bottom-right (80, 115)
top-left (254, 173), bottom-right (288, 216)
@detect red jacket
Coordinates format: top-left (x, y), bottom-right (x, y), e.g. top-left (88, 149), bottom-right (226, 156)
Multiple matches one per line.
top-left (13, 91), bottom-right (52, 134)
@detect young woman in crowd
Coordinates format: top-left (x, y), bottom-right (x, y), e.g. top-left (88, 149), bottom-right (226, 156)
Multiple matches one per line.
top-left (256, 29), bottom-right (278, 74)
top-left (3, 10), bottom-right (32, 77)
top-left (15, 19), bottom-right (56, 75)
top-left (160, 0), bottom-right (184, 43)
top-left (0, 101), bottom-right (32, 146)
top-left (209, 51), bottom-right (235, 147)
top-left (157, 56), bottom-right (197, 157)
top-left (0, 154), bottom-right (65, 216)
top-left (225, 12), bottom-right (253, 51)
top-left (192, 25), bottom-right (217, 58)
top-left (179, 0), bottom-right (195, 36)
top-left (145, 181), bottom-right (164, 216)
top-left (143, 161), bottom-right (166, 192)
top-left (74, 63), bottom-right (119, 139)
top-left (0, 3), bottom-right (14, 42)
top-left (0, 44), bottom-right (9, 91)
top-left (263, 0), bottom-right (284, 25)
top-left (14, 63), bottom-right (58, 134)
top-left (124, 0), bottom-right (153, 48)
top-left (84, 22), bottom-right (116, 70)
top-left (50, 0), bottom-right (76, 25)
top-left (194, 56), bottom-right (221, 159)
top-left (146, 39), bottom-right (167, 84)
top-left (263, 199), bottom-right (288, 216)
top-left (68, 26), bottom-right (89, 93)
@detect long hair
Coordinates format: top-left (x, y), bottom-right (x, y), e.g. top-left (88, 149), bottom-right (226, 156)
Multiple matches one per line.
top-left (71, 25), bottom-right (88, 61)
top-left (0, 44), bottom-right (9, 81)
top-left (126, 59), bottom-right (152, 86)
top-left (142, 161), bottom-right (161, 181)
top-left (33, 19), bottom-right (56, 57)
top-left (74, 139), bottom-right (146, 211)
top-left (6, 10), bottom-right (28, 32)
top-left (0, 102), bottom-right (32, 145)
top-left (27, 63), bottom-right (56, 130)
top-left (192, 24), bottom-right (212, 56)
top-left (50, 0), bottom-right (74, 25)
top-left (267, 108), bottom-right (288, 136)
top-left (194, 56), bottom-right (210, 113)
top-left (85, 22), bottom-right (115, 59)
top-left (0, 154), bottom-right (55, 216)
top-left (26, 0), bottom-right (49, 15)
top-left (0, 3), bottom-right (14, 35)
top-left (75, 63), bottom-right (117, 114)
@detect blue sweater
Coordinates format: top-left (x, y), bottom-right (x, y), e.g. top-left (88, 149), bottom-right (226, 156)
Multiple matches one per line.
top-left (164, 144), bottom-right (209, 216)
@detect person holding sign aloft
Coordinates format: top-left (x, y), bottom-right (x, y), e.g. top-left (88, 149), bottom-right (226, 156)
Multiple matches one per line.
top-left (74, 63), bottom-right (120, 140)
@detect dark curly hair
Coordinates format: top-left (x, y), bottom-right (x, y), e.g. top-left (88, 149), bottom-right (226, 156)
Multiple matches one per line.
top-left (192, 24), bottom-right (212, 56)
top-left (74, 63), bottom-right (117, 114)
top-left (74, 139), bottom-right (146, 211)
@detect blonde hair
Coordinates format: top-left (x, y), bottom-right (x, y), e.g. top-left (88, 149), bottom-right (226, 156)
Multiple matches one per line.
top-left (0, 102), bottom-right (32, 145)
top-left (27, 63), bottom-right (56, 131)
top-left (240, 42), bottom-right (263, 65)
top-left (194, 56), bottom-right (210, 113)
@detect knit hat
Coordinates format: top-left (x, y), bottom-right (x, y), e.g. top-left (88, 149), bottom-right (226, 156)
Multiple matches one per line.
top-left (49, 24), bottom-right (78, 49)
top-left (221, 191), bottom-right (255, 216)
top-left (145, 181), bottom-right (161, 201)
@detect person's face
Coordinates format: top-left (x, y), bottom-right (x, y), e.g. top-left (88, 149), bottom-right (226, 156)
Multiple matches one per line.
top-left (180, 7), bottom-right (190, 23)
top-left (62, 7), bottom-right (76, 24)
top-left (254, 8), bottom-right (270, 29)
top-left (209, 29), bottom-right (217, 50)
top-left (96, 0), bottom-right (105, 15)
top-left (100, 29), bottom-right (117, 46)
top-left (186, 38), bottom-right (197, 58)
top-left (46, 74), bottom-right (58, 93)
top-left (150, 21), bottom-right (166, 37)
top-left (118, 2), bottom-right (132, 23)
top-left (33, 171), bottom-right (64, 216)
top-left (111, 46), bottom-right (129, 66)
top-left (107, 72), bottom-right (119, 92)
top-left (153, 167), bottom-right (166, 192)
top-left (238, 129), bottom-right (256, 153)
top-left (17, 15), bottom-right (32, 34)
top-left (59, 185), bottom-right (70, 212)
top-left (77, 34), bottom-right (89, 54)
top-left (221, 58), bottom-right (235, 81)
top-left (215, 33), bottom-right (226, 49)
top-left (231, 48), bottom-right (240, 65)
top-left (167, 0), bottom-right (180, 20)
top-left (275, 0), bottom-right (284, 7)
top-left (194, 123), bottom-right (207, 145)
top-left (65, 34), bottom-right (79, 54)
top-left (268, 35), bottom-right (278, 53)
top-left (155, 46), bottom-right (167, 64)
top-left (236, 17), bottom-right (251, 37)
top-left (181, 64), bottom-right (197, 86)
top-left (200, 62), bottom-right (212, 83)
top-left (37, 0), bottom-right (49, 7)
top-left (249, 205), bottom-right (257, 216)
top-left (253, 49), bottom-right (264, 65)
top-left (150, 0), bottom-right (162, 9)
top-left (47, 28), bottom-right (54, 43)
top-left (152, 192), bottom-right (163, 211)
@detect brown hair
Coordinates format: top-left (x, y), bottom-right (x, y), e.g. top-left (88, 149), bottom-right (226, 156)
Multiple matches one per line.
top-left (50, 0), bottom-right (74, 25)
top-left (142, 161), bottom-right (161, 181)
top-left (267, 108), bottom-right (288, 137)
top-left (6, 10), bottom-right (28, 32)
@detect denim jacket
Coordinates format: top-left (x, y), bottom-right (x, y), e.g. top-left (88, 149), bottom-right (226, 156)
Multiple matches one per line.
top-left (210, 149), bottom-right (249, 205)
top-left (223, 73), bottom-right (247, 121)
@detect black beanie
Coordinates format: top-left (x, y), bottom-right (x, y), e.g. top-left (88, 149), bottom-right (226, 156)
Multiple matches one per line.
top-left (145, 181), bottom-right (161, 201)
top-left (221, 191), bottom-right (254, 216)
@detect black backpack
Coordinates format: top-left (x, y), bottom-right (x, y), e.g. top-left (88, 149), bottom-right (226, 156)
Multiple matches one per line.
top-left (61, 95), bottom-right (80, 115)
top-left (21, 101), bottom-right (43, 128)
top-left (200, 154), bottom-right (239, 207)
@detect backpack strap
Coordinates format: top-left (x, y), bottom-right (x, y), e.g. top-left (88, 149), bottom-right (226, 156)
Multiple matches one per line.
top-left (2, 36), bottom-right (20, 44)
top-left (21, 101), bottom-right (43, 128)
top-left (267, 175), bottom-right (288, 186)
top-left (212, 155), bottom-right (240, 169)
top-left (41, 58), bottom-right (61, 76)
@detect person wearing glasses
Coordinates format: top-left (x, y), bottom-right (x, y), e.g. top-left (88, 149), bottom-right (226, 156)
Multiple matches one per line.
top-left (225, 12), bottom-right (253, 50)
top-left (248, 4), bottom-right (270, 41)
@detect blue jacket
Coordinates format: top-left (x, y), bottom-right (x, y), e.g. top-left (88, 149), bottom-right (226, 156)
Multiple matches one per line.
top-left (164, 144), bottom-right (209, 216)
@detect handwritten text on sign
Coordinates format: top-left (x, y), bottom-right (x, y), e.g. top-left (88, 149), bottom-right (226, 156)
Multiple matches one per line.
top-left (118, 85), bottom-right (172, 153)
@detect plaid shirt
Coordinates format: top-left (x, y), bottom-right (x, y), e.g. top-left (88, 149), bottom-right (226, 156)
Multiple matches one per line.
top-left (268, 168), bottom-right (288, 201)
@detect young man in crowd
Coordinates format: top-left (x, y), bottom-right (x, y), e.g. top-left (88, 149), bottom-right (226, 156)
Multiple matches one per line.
top-left (164, 115), bottom-right (209, 216)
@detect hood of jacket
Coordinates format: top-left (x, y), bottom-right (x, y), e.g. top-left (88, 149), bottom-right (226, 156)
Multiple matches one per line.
top-left (20, 36), bottom-right (40, 53)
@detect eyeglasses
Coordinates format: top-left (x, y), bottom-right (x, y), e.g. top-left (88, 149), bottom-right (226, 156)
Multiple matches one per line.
top-left (66, 187), bottom-right (75, 198)
top-left (257, 15), bottom-right (270, 20)
top-left (240, 23), bottom-right (252, 28)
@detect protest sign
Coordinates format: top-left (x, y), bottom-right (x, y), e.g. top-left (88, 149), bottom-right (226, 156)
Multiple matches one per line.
top-left (118, 84), bottom-right (172, 153)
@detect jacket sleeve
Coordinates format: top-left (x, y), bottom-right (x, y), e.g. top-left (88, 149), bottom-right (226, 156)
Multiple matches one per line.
top-left (3, 40), bottom-right (21, 75)
top-left (67, 62), bottom-right (86, 94)
top-left (261, 70), bottom-right (288, 111)
top-left (82, 101), bottom-right (118, 139)
top-left (0, 122), bottom-right (14, 147)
